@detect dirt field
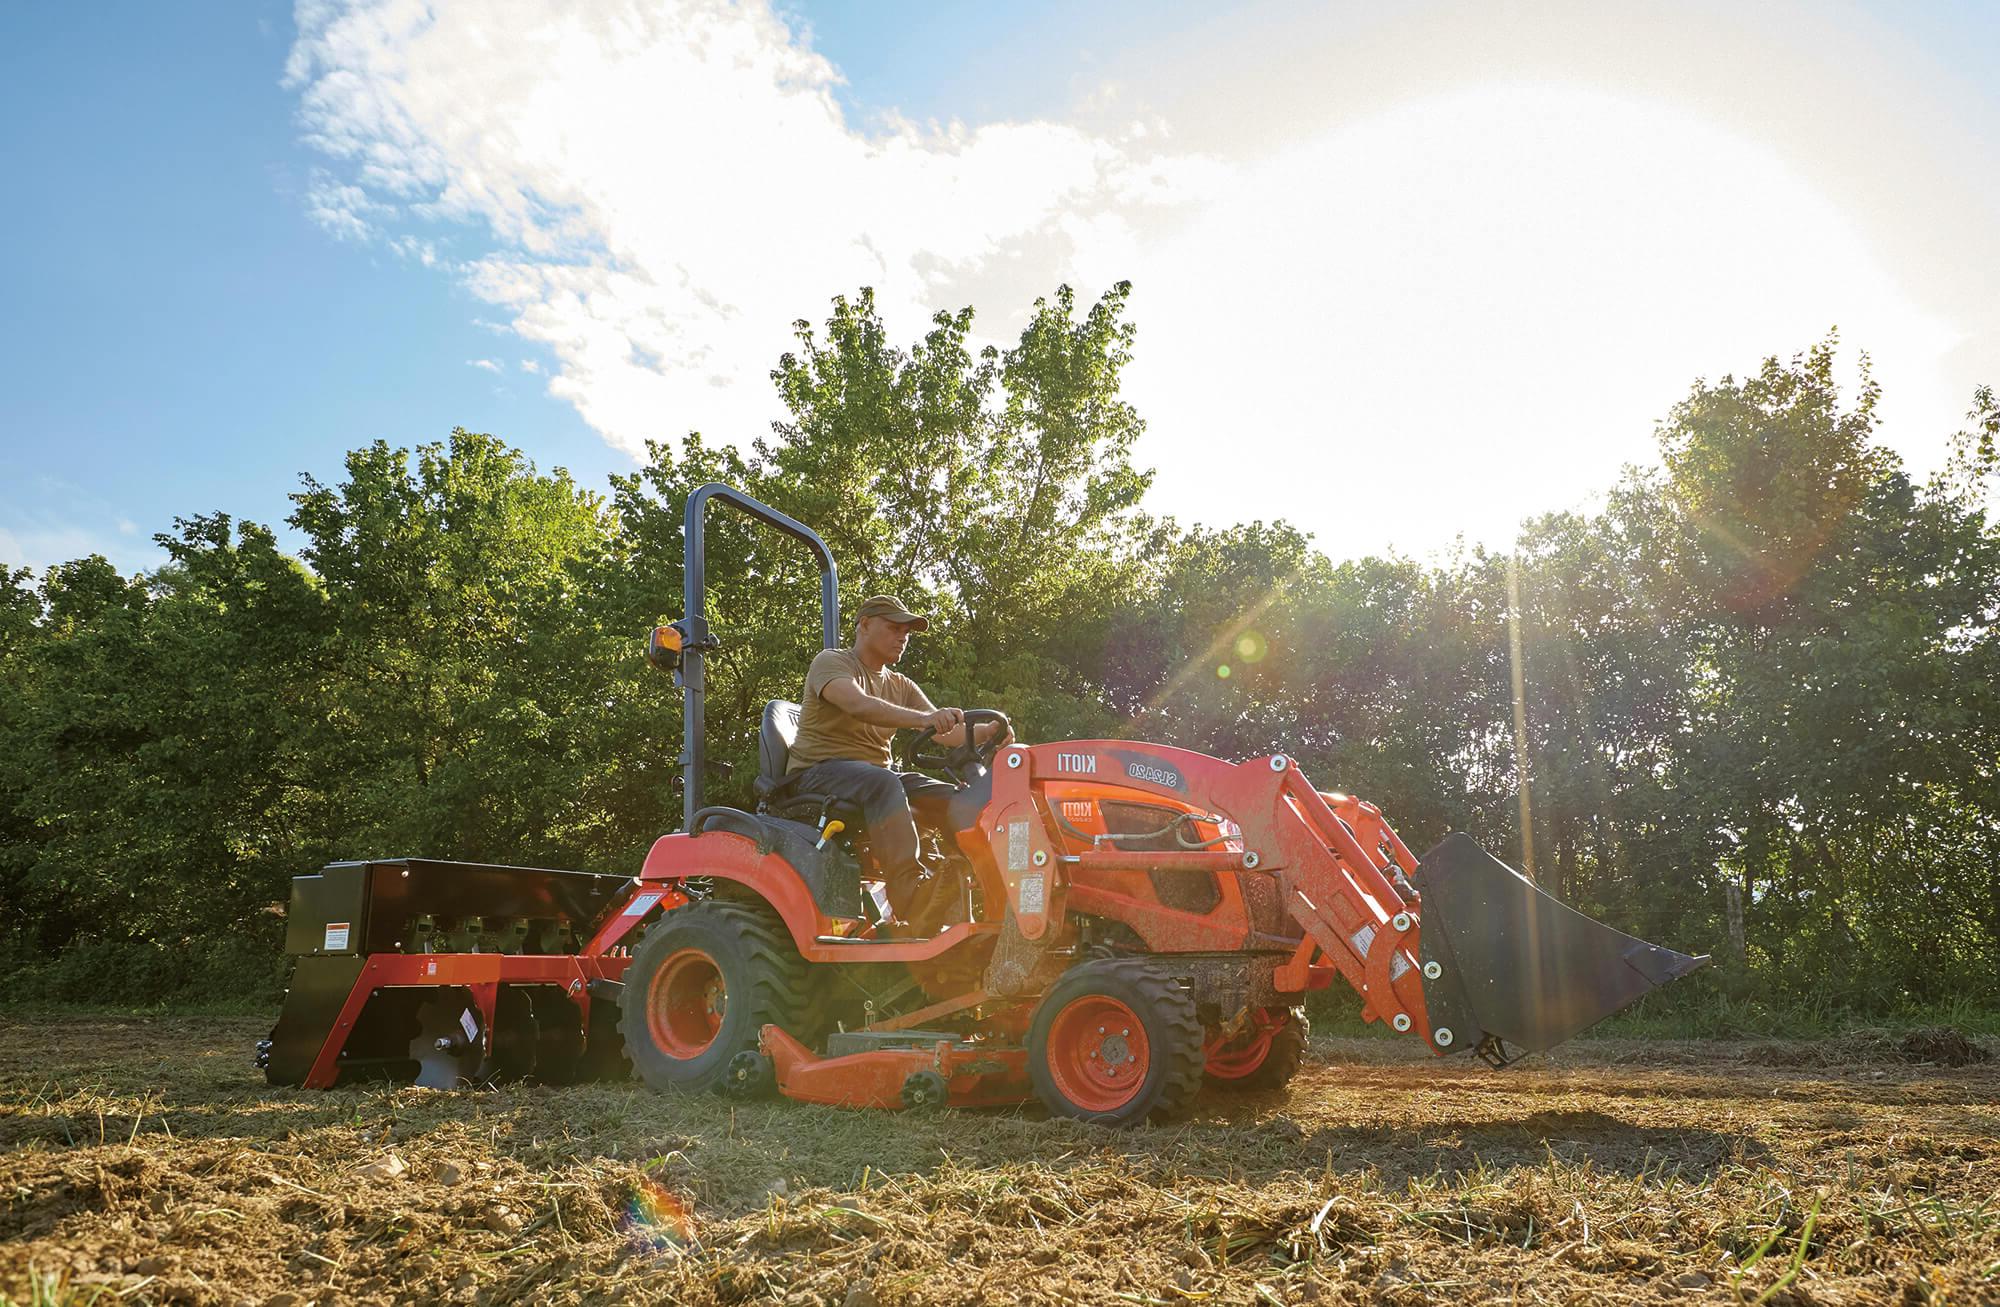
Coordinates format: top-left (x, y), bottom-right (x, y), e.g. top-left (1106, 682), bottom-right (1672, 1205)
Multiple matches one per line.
top-left (1, 1014), bottom-right (1995, 1306)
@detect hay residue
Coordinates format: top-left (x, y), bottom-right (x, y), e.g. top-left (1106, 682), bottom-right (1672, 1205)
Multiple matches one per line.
top-left (1744, 1024), bottom-right (1994, 1069)
top-left (1, 1013), bottom-right (1995, 1305)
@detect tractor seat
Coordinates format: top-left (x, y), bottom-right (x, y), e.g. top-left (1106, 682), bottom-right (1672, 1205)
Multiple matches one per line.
top-left (756, 700), bottom-right (865, 831)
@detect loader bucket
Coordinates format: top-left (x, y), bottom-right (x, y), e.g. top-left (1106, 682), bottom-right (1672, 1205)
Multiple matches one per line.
top-left (1410, 833), bottom-right (1707, 1060)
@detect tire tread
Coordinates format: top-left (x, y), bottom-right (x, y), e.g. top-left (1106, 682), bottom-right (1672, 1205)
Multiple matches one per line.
top-left (618, 900), bottom-right (815, 1093)
top-left (1030, 956), bottom-right (1205, 1125)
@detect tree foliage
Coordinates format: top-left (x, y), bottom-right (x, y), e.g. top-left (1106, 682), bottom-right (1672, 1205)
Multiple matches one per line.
top-left (1, 294), bottom-right (1994, 1013)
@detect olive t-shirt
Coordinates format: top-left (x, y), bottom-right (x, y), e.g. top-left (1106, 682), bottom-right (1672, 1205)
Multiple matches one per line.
top-left (787, 647), bottom-right (935, 771)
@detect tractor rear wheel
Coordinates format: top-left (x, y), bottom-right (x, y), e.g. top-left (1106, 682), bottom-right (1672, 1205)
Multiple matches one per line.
top-left (1203, 1007), bottom-right (1308, 1091)
top-left (619, 901), bottom-right (811, 1094)
top-left (1028, 958), bottom-right (1204, 1126)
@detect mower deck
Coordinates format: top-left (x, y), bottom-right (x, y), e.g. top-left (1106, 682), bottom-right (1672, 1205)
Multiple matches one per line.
top-left (761, 1026), bottom-right (1032, 1110)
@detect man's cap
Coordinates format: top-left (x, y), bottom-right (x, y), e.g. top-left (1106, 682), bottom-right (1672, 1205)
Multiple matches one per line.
top-left (855, 594), bottom-right (929, 630)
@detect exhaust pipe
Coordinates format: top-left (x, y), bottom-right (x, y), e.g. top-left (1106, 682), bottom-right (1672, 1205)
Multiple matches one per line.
top-left (1411, 833), bottom-right (1708, 1063)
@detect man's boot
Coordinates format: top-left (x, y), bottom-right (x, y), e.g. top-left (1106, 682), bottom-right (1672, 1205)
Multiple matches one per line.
top-left (905, 866), bottom-right (966, 936)
top-left (884, 859), bottom-right (962, 937)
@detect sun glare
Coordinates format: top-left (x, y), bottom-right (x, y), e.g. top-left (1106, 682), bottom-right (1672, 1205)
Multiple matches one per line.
top-left (1124, 83), bottom-right (1962, 560)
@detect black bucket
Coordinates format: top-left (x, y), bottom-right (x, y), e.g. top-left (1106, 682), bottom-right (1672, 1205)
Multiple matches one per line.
top-left (1411, 833), bottom-right (1708, 1062)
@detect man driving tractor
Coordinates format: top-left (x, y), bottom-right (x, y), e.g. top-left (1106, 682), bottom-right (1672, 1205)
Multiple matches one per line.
top-left (781, 594), bottom-right (1011, 928)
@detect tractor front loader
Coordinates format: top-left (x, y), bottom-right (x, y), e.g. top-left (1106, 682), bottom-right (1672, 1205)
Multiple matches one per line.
top-left (263, 483), bottom-right (1706, 1124)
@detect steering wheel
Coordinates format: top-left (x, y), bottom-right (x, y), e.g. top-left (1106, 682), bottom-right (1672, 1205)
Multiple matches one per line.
top-left (900, 708), bottom-right (1013, 787)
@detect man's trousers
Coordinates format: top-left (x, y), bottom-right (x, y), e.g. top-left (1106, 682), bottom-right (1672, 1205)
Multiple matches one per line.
top-left (787, 760), bottom-right (957, 920)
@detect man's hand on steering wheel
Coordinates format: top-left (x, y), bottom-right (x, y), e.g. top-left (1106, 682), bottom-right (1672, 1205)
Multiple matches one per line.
top-left (901, 707), bottom-right (1014, 786)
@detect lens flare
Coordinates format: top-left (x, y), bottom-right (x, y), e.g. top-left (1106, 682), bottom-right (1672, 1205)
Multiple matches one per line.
top-left (624, 1176), bottom-right (697, 1252)
top-left (1216, 664), bottom-right (1232, 679)
top-left (1233, 630), bottom-right (1268, 663)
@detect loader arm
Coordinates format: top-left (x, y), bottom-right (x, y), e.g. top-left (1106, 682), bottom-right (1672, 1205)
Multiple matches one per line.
top-left (986, 742), bottom-right (1705, 1063)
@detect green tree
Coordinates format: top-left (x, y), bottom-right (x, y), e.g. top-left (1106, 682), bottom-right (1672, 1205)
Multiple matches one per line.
top-left (4, 296), bottom-right (1996, 1018)
top-left (1652, 343), bottom-right (2000, 1004)
top-left (1, 523), bottom-right (331, 997)
top-left (290, 429), bottom-right (617, 866)
top-left (636, 282), bottom-right (1162, 812)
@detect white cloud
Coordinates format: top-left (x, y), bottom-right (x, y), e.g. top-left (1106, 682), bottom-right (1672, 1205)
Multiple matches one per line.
top-left (0, 527), bottom-right (37, 574)
top-left (304, 169), bottom-right (391, 242)
top-left (389, 234), bottom-right (438, 266)
top-left (288, 0), bottom-right (1216, 452)
top-left (519, 359), bottom-right (541, 374)
top-left (0, 518), bottom-right (158, 578)
top-left (288, 0), bottom-right (1995, 560)
top-left (0, 476), bottom-right (171, 577)
top-left (467, 358), bottom-right (502, 373)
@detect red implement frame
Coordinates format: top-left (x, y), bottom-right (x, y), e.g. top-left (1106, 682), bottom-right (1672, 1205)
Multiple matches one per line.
top-left (299, 951), bottom-right (633, 1089)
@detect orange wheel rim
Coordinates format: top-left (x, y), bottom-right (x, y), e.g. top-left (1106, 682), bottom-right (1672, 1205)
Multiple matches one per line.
top-left (1204, 1010), bottom-right (1280, 1079)
top-left (1046, 995), bottom-right (1149, 1113)
top-left (648, 948), bottom-right (725, 1058)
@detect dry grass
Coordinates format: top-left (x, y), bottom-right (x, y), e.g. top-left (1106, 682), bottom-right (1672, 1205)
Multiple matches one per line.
top-left (1, 1014), bottom-right (1996, 1305)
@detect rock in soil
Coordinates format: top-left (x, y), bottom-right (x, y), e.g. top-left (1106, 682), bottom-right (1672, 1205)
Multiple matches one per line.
top-left (356, 1153), bottom-right (407, 1182)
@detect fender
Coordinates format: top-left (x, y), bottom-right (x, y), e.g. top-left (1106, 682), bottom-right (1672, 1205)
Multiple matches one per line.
top-left (638, 829), bottom-right (999, 964)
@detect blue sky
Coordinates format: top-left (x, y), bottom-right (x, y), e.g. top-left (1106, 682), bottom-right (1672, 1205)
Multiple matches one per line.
top-left (3, 2), bottom-right (1997, 577)
top-left (3, 3), bottom-right (594, 571)
top-left (0, 0), bottom-right (1162, 573)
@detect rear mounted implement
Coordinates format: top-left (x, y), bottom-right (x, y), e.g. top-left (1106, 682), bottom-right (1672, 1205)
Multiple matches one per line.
top-left (259, 857), bottom-right (643, 1089)
top-left (264, 481), bottom-right (1708, 1121)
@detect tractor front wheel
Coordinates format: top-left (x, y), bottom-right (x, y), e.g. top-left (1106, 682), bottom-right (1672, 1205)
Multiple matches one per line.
top-left (1203, 1007), bottom-right (1308, 1091)
top-left (1028, 959), bottom-right (1204, 1126)
top-left (619, 901), bottom-right (811, 1094)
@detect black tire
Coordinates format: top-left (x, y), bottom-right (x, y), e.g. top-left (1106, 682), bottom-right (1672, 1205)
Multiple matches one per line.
top-left (900, 1069), bottom-right (950, 1111)
top-left (1203, 1008), bottom-right (1308, 1091)
top-left (721, 1050), bottom-right (777, 1100)
top-left (1028, 958), bottom-right (1204, 1126)
top-left (618, 901), bottom-right (812, 1094)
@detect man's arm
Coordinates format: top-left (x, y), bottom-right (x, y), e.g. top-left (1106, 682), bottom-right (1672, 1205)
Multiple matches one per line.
top-left (886, 680), bottom-right (1009, 749)
top-left (821, 677), bottom-right (962, 736)
top-left (937, 717), bottom-right (1014, 749)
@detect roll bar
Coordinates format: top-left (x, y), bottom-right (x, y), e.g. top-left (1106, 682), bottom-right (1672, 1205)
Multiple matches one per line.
top-left (680, 483), bottom-right (840, 828)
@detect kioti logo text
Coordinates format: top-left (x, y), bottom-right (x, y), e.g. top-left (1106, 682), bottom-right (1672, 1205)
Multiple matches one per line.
top-left (1055, 752), bottom-right (1098, 774)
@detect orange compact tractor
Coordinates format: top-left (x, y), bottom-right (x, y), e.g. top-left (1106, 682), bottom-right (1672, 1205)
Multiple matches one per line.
top-left (262, 483), bottom-right (1706, 1124)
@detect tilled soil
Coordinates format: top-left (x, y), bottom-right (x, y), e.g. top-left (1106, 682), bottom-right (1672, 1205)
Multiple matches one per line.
top-left (1, 1014), bottom-right (1996, 1305)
